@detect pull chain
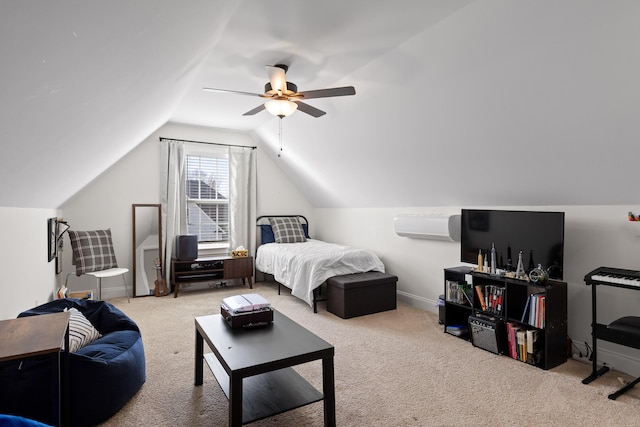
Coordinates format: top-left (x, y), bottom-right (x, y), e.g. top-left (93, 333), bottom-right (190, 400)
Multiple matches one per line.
top-left (278, 118), bottom-right (283, 157)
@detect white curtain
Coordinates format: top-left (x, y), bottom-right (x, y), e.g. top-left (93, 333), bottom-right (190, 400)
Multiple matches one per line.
top-left (161, 139), bottom-right (257, 282)
top-left (229, 146), bottom-right (257, 256)
top-left (160, 139), bottom-right (186, 279)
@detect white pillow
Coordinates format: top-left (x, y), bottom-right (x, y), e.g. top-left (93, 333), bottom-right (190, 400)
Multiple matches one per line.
top-left (64, 307), bottom-right (101, 352)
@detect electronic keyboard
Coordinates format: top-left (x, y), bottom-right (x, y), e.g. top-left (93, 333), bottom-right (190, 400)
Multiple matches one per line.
top-left (585, 266), bottom-right (640, 288)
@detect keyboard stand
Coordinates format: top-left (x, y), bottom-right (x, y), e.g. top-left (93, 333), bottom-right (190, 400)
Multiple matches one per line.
top-left (583, 271), bottom-right (640, 399)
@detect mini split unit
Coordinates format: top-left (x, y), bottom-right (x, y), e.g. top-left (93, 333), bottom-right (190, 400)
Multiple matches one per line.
top-left (393, 214), bottom-right (461, 242)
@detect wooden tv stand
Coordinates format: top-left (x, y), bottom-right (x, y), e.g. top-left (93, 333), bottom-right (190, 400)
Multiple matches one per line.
top-left (171, 256), bottom-right (253, 298)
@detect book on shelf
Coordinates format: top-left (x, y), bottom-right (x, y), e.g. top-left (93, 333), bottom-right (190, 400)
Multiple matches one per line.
top-left (475, 285), bottom-right (487, 311)
top-left (506, 322), bottom-right (518, 359)
top-left (526, 329), bottom-right (537, 354)
top-left (525, 329), bottom-right (542, 365)
top-left (527, 293), bottom-right (546, 329)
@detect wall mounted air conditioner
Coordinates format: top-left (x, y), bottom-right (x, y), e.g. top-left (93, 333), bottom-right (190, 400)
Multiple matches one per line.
top-left (393, 214), bottom-right (461, 242)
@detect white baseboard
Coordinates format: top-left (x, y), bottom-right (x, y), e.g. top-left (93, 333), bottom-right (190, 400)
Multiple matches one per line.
top-left (571, 340), bottom-right (640, 378)
top-left (396, 290), bottom-right (438, 314)
top-left (100, 286), bottom-right (129, 300)
top-left (98, 279), bottom-right (249, 300)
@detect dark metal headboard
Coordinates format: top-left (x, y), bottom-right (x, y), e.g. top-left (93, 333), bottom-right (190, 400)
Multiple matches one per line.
top-left (256, 215), bottom-right (309, 247)
top-left (256, 215), bottom-right (309, 226)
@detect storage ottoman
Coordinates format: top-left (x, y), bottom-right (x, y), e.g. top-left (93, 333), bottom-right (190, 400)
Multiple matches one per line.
top-left (327, 271), bottom-right (397, 318)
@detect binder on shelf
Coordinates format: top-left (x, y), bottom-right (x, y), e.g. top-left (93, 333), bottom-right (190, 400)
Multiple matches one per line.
top-left (521, 296), bottom-right (531, 323)
top-left (475, 285), bottom-right (487, 311)
top-left (526, 293), bottom-right (546, 329)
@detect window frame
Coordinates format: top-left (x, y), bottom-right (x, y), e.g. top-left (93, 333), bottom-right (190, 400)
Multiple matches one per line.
top-left (183, 144), bottom-right (230, 252)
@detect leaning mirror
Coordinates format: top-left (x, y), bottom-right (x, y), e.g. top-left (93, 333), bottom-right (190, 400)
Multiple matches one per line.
top-left (132, 204), bottom-right (162, 297)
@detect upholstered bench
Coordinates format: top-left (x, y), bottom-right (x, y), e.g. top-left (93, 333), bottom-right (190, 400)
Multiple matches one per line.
top-left (327, 271), bottom-right (398, 319)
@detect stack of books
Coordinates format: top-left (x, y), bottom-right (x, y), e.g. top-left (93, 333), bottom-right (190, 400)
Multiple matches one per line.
top-left (505, 322), bottom-right (540, 365)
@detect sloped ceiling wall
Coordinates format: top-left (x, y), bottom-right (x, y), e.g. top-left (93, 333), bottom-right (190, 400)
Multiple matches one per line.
top-left (0, 0), bottom-right (238, 208)
top-left (2, 1), bottom-right (639, 209)
top-left (251, 1), bottom-right (640, 208)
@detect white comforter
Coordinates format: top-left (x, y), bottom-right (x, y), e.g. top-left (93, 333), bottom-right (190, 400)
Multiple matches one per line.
top-left (256, 239), bottom-right (385, 307)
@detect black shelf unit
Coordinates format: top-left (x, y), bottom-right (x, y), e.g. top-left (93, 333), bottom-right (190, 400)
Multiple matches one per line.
top-left (443, 267), bottom-right (474, 340)
top-left (443, 267), bottom-right (567, 370)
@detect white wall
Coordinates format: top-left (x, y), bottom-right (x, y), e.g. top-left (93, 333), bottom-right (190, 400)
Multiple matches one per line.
top-left (315, 205), bottom-right (640, 377)
top-left (255, 139), bottom-right (315, 224)
top-left (0, 207), bottom-right (60, 319)
top-left (59, 122), bottom-right (314, 298)
top-left (13, 118), bottom-right (640, 379)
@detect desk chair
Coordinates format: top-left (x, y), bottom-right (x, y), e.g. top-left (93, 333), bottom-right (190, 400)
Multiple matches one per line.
top-left (68, 229), bottom-right (130, 302)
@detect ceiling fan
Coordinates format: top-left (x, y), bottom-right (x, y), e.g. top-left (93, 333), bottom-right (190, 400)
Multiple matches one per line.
top-left (203, 64), bottom-right (356, 118)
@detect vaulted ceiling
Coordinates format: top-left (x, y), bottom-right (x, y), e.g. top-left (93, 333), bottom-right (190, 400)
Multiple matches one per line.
top-left (2, 1), bottom-right (639, 209)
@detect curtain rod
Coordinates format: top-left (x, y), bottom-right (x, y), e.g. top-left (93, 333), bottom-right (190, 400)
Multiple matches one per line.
top-left (159, 137), bottom-right (257, 149)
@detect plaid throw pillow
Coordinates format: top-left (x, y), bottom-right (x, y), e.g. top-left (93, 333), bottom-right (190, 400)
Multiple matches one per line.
top-left (68, 229), bottom-right (118, 275)
top-left (269, 217), bottom-right (307, 243)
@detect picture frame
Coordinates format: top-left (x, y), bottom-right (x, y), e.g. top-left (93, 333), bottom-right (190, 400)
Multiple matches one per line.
top-left (48, 217), bottom-right (57, 262)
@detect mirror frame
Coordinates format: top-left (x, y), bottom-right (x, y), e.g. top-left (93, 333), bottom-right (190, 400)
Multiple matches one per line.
top-left (132, 204), bottom-right (162, 297)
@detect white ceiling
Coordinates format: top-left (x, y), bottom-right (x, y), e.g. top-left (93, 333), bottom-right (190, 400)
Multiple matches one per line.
top-left (2, 1), bottom-right (639, 209)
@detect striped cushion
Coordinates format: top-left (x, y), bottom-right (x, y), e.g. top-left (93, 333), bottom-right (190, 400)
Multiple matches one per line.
top-left (269, 217), bottom-right (307, 243)
top-left (68, 229), bottom-right (118, 275)
top-left (65, 307), bottom-right (101, 352)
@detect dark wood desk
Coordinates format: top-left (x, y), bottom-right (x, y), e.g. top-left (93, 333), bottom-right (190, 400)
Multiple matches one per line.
top-left (0, 311), bottom-right (70, 426)
top-left (195, 310), bottom-right (335, 426)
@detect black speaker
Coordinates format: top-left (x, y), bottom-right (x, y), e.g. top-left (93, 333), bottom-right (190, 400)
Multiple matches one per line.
top-left (175, 235), bottom-right (198, 261)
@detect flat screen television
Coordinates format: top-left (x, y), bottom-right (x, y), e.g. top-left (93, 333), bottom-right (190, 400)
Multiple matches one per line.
top-left (460, 209), bottom-right (565, 280)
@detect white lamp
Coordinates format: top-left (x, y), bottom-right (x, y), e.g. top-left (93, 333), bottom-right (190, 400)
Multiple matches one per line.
top-left (265, 99), bottom-right (298, 118)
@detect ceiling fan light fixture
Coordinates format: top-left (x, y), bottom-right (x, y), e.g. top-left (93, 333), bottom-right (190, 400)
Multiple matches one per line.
top-left (265, 99), bottom-right (298, 118)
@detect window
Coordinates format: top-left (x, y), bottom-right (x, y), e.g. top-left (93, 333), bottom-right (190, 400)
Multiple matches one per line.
top-left (185, 152), bottom-right (229, 244)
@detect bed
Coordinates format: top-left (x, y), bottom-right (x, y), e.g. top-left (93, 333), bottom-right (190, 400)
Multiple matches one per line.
top-left (256, 215), bottom-right (385, 311)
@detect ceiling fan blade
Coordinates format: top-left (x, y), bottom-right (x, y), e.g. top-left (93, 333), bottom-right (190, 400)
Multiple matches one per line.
top-left (266, 65), bottom-right (287, 93)
top-left (203, 87), bottom-right (268, 98)
top-left (242, 104), bottom-right (266, 116)
top-left (295, 101), bottom-right (326, 118)
top-left (297, 86), bottom-right (356, 100)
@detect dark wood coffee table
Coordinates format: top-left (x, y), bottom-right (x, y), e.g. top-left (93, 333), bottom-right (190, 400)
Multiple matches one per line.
top-left (195, 309), bottom-right (335, 426)
top-left (0, 311), bottom-right (70, 426)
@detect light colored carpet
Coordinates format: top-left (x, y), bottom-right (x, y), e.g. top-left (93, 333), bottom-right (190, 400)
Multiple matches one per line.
top-left (101, 281), bottom-right (640, 426)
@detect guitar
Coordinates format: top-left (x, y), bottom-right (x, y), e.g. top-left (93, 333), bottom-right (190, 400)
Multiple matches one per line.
top-left (153, 258), bottom-right (169, 297)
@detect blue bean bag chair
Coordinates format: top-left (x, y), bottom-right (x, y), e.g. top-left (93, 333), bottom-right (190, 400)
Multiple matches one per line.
top-left (0, 299), bottom-right (145, 427)
top-left (0, 414), bottom-right (52, 427)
